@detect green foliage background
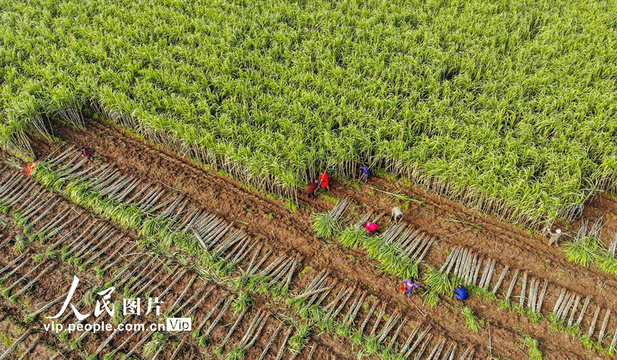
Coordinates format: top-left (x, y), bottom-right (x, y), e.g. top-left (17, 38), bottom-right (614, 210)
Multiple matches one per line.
top-left (1, 0), bottom-right (617, 225)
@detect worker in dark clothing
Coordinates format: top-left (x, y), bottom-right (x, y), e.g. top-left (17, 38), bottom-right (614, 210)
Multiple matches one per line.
top-left (570, 205), bottom-right (583, 221)
top-left (454, 284), bottom-right (468, 301)
top-left (360, 165), bottom-right (370, 182)
top-left (81, 146), bottom-right (94, 162)
top-left (307, 180), bottom-right (319, 201)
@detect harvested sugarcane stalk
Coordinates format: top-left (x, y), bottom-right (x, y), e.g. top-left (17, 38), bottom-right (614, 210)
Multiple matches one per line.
top-left (219, 309), bottom-right (247, 352)
top-left (504, 270), bottom-right (520, 301)
top-left (567, 295), bottom-right (581, 327)
top-left (445, 247), bottom-right (462, 275)
top-left (169, 274), bottom-right (198, 312)
top-left (244, 312), bottom-right (270, 348)
top-left (258, 323), bottom-right (282, 360)
top-left (195, 295), bottom-right (228, 335)
top-left (11, 263), bottom-right (54, 301)
top-left (389, 319), bottom-right (406, 348)
top-left (331, 286), bottom-right (354, 320)
top-left (3, 261), bottom-right (45, 295)
top-left (519, 272), bottom-right (528, 308)
top-left (492, 266), bottom-right (509, 295)
top-left (169, 340), bottom-right (186, 360)
top-left (3, 256), bottom-right (31, 281)
top-left (610, 328), bottom-right (617, 352)
top-left (123, 329), bottom-right (155, 359)
top-left (553, 288), bottom-right (567, 313)
top-left (576, 296), bottom-right (591, 326)
top-left (111, 322), bottom-right (146, 357)
top-left (400, 322), bottom-right (420, 355)
top-left (598, 309), bottom-right (611, 344)
top-left (379, 310), bottom-right (400, 343)
top-left (412, 333), bottom-right (433, 359)
top-left (25, 292), bottom-right (69, 322)
top-left (185, 289), bottom-right (214, 317)
top-left (0, 329), bottom-right (31, 360)
top-left (306, 345), bottom-right (317, 360)
top-left (405, 326), bottom-right (431, 357)
top-left (556, 294), bottom-right (573, 321)
top-left (427, 337), bottom-right (446, 360)
top-left (527, 279), bottom-right (540, 313)
top-left (274, 327), bottom-right (294, 360)
top-left (444, 342), bottom-right (457, 360)
top-left (371, 303), bottom-right (386, 335)
top-left (292, 286), bottom-right (333, 301)
top-left (534, 280), bottom-right (544, 314)
top-left (471, 257), bottom-right (482, 286)
top-left (16, 335), bottom-right (40, 360)
top-left (360, 301), bottom-right (379, 334)
top-left (201, 296), bottom-right (235, 345)
top-left (172, 285), bottom-right (207, 316)
top-left (158, 270), bottom-right (188, 299)
top-left (588, 307), bottom-right (601, 337)
top-left (96, 323), bottom-right (124, 353)
top-left (0, 252), bottom-right (29, 276)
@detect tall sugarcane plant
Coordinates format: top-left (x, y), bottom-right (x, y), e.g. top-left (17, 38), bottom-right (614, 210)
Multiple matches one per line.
top-left (4, 0), bottom-right (617, 229)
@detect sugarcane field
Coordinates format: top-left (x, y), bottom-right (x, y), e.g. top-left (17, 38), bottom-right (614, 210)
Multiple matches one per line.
top-left (2, 0), bottom-right (617, 359)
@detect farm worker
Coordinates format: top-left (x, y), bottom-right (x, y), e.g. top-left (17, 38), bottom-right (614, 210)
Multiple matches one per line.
top-left (307, 180), bottom-right (319, 201)
top-left (391, 206), bottom-right (403, 223)
top-left (320, 172), bottom-right (330, 192)
top-left (454, 284), bottom-right (468, 301)
top-left (400, 278), bottom-right (420, 297)
top-left (24, 163), bottom-right (37, 177)
top-left (570, 205), bottom-right (583, 221)
top-left (81, 146), bottom-right (94, 162)
top-left (365, 222), bottom-right (380, 235)
top-left (360, 165), bottom-right (370, 182)
top-left (547, 229), bottom-right (563, 247)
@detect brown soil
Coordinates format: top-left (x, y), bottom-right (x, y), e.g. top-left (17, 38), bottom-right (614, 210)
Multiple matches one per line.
top-left (0, 168), bottom-right (360, 359)
top-left (23, 117), bottom-right (617, 359)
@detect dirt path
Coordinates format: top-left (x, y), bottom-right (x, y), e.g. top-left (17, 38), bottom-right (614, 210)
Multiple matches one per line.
top-left (33, 118), bottom-right (617, 359)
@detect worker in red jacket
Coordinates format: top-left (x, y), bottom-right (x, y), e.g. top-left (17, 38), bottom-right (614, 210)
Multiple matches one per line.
top-left (365, 222), bottom-right (380, 235)
top-left (307, 180), bottom-right (319, 201)
top-left (320, 172), bottom-right (330, 192)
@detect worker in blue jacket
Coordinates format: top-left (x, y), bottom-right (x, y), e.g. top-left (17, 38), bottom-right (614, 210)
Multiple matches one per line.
top-left (454, 284), bottom-right (468, 301)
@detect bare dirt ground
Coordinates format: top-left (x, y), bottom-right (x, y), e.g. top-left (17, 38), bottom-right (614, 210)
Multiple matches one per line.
top-left (23, 117), bottom-right (617, 359)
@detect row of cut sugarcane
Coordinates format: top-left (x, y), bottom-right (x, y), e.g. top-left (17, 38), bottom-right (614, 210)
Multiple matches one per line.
top-left (28, 150), bottom-right (251, 276)
top-left (0, 212), bottom-right (315, 360)
top-left (0, 164), bottom-right (317, 358)
top-left (353, 213), bottom-right (617, 357)
top-left (16, 150), bottom-right (480, 358)
top-left (0, 327), bottom-right (53, 360)
top-left (0, 158), bottom-right (312, 358)
top-left (290, 270), bottom-right (476, 360)
top-left (435, 244), bottom-right (617, 354)
top-left (336, 210), bottom-right (434, 279)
